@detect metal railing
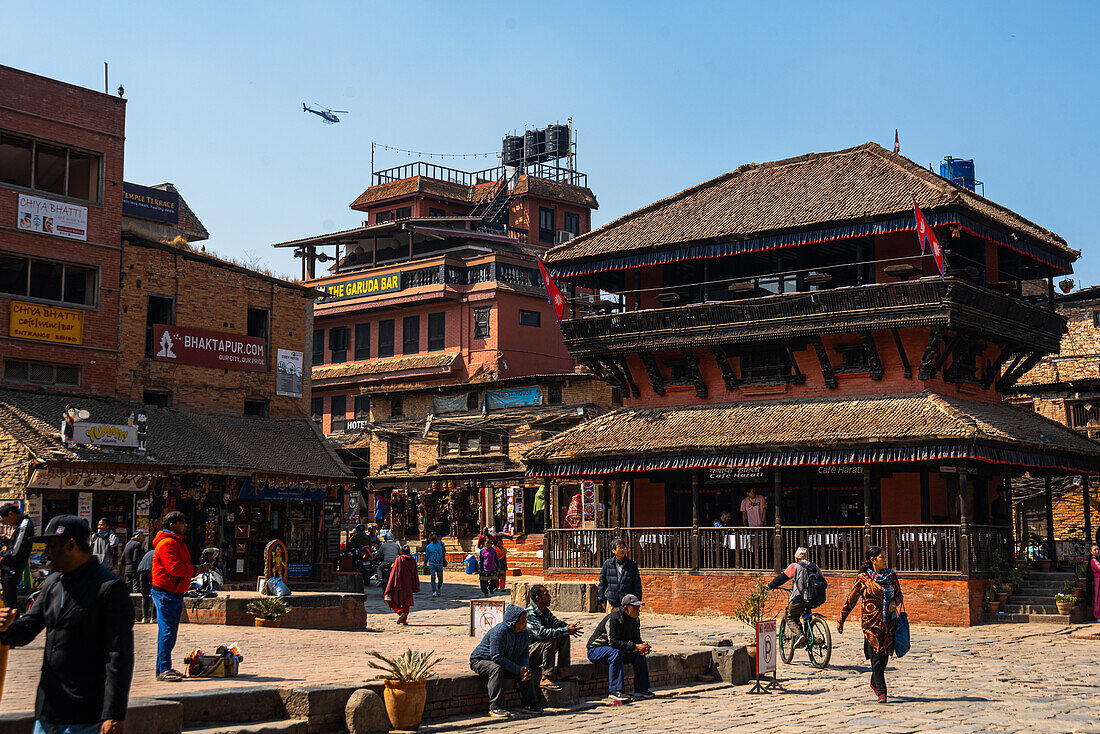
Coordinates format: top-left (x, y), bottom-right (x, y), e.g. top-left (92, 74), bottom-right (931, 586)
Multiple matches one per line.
top-left (373, 162), bottom-right (506, 186)
top-left (546, 524), bottom-right (1006, 578)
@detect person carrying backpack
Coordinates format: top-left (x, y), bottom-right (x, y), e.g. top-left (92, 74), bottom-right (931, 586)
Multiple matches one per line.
top-left (766, 546), bottom-right (827, 647)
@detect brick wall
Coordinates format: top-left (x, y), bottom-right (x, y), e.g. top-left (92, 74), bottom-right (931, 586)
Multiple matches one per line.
top-left (0, 66), bottom-right (125, 395)
top-left (547, 570), bottom-right (987, 626)
top-left (117, 241), bottom-right (313, 416)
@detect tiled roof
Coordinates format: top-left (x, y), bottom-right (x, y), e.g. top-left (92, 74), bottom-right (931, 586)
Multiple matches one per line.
top-left (0, 388), bottom-right (350, 478)
top-left (511, 176), bottom-right (598, 209)
top-left (526, 391), bottom-right (1100, 464)
top-left (311, 352), bottom-right (459, 381)
top-left (350, 177), bottom-right (476, 209)
top-left (545, 142), bottom-right (1072, 264)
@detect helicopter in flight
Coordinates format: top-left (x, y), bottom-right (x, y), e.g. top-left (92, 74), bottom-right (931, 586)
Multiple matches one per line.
top-left (302, 103), bottom-right (348, 124)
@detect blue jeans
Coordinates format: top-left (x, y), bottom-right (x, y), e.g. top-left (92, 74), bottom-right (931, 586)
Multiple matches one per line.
top-left (587, 646), bottom-right (650, 693)
top-left (34, 721), bottom-right (101, 734)
top-left (151, 587), bottom-right (184, 675)
top-left (429, 564), bottom-right (444, 593)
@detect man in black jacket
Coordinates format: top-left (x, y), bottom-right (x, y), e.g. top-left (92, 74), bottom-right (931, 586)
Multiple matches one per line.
top-left (586, 594), bottom-right (654, 702)
top-left (597, 538), bottom-right (642, 612)
top-left (0, 502), bottom-right (34, 610)
top-left (120, 529), bottom-right (147, 594)
top-left (0, 515), bottom-right (134, 733)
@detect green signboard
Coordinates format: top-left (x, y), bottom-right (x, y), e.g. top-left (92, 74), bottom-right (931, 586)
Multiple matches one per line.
top-left (318, 272), bottom-right (402, 303)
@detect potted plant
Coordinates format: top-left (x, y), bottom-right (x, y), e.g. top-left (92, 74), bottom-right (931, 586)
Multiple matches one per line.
top-left (246, 597), bottom-right (290, 627)
top-left (985, 584), bottom-right (999, 614)
top-left (1055, 592), bottom-right (1076, 616)
top-left (994, 583), bottom-right (1009, 605)
top-left (367, 648), bottom-right (442, 730)
top-left (733, 578), bottom-right (769, 660)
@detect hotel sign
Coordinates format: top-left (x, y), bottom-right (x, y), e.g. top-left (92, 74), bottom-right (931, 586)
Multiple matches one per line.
top-left (317, 272), bottom-right (403, 303)
top-left (152, 324), bottom-right (267, 372)
top-left (9, 301), bottom-right (84, 345)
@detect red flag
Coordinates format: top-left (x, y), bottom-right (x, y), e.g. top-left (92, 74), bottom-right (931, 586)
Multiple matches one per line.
top-left (913, 197), bottom-right (945, 277)
top-left (893, 130), bottom-right (900, 154)
top-left (537, 257), bottom-right (566, 324)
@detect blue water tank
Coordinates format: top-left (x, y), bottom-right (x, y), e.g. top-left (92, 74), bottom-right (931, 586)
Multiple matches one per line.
top-left (940, 157), bottom-right (977, 191)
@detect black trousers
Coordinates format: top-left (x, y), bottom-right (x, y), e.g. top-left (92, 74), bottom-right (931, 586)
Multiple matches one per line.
top-left (470, 658), bottom-right (539, 710)
top-left (1, 568), bottom-right (21, 610)
top-left (130, 570), bottom-right (154, 621)
top-left (868, 645), bottom-right (889, 695)
top-left (529, 636), bottom-right (570, 678)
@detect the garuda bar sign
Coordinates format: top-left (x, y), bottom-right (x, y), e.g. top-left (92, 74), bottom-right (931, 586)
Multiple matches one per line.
top-left (152, 325), bottom-right (267, 372)
top-left (318, 272), bottom-right (402, 303)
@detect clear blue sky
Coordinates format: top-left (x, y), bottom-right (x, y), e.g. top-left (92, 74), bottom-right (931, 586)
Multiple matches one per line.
top-left (5, 1), bottom-right (1098, 283)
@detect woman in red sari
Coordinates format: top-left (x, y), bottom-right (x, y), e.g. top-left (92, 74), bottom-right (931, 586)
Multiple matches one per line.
top-left (384, 546), bottom-right (420, 625)
top-left (1090, 543), bottom-right (1100, 621)
top-left (837, 545), bottom-right (903, 703)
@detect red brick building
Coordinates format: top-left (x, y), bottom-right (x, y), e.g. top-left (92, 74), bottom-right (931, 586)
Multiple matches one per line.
top-left (528, 143), bottom-right (1100, 625)
top-left (0, 65), bottom-right (126, 395)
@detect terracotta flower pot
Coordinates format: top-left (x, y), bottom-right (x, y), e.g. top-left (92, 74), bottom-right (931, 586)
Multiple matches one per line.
top-left (995, 593), bottom-right (1009, 604)
top-left (987, 601), bottom-right (1000, 613)
top-left (254, 617), bottom-right (281, 628)
top-left (1056, 601), bottom-right (1074, 615)
top-left (383, 680), bottom-right (427, 730)
top-left (1036, 560), bottom-right (1052, 572)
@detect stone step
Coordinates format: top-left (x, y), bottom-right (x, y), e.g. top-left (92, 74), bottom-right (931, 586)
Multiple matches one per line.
top-left (1007, 595), bottom-right (1067, 605)
top-left (1001, 603), bottom-right (1061, 615)
top-left (1019, 571), bottom-right (1076, 581)
top-left (183, 720), bottom-right (305, 734)
top-left (982, 612), bottom-right (1071, 624)
top-left (539, 680), bottom-right (580, 709)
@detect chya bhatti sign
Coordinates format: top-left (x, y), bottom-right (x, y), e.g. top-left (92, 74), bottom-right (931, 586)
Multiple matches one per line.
top-left (152, 325), bottom-right (266, 372)
top-left (122, 182), bottom-right (179, 224)
top-left (276, 348), bottom-right (303, 397)
top-left (317, 272), bottom-right (402, 303)
top-left (17, 193), bottom-right (87, 240)
top-left (9, 301), bottom-right (84, 345)
top-left (74, 422), bottom-right (139, 448)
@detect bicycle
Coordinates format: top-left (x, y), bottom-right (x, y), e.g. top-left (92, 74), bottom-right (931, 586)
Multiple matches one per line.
top-left (774, 593), bottom-right (832, 669)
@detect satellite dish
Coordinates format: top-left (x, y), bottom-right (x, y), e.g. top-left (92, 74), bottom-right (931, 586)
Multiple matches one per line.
top-left (76, 409), bottom-right (91, 420)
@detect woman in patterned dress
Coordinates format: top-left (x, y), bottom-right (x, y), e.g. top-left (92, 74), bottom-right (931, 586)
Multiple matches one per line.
top-left (837, 545), bottom-right (903, 703)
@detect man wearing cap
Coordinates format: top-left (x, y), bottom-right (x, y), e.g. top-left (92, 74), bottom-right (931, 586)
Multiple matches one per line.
top-left (586, 594), bottom-right (654, 703)
top-left (0, 515), bottom-right (134, 733)
top-left (767, 546), bottom-right (814, 646)
top-left (0, 502), bottom-right (34, 610)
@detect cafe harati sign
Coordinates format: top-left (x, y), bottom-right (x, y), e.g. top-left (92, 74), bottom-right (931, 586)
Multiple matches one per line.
top-left (152, 324), bottom-right (267, 372)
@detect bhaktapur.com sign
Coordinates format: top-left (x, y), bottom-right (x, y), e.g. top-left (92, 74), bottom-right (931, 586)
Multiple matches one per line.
top-left (17, 193), bottom-right (88, 241)
top-left (9, 301), bottom-right (84, 345)
top-left (318, 272), bottom-right (402, 303)
top-left (152, 324), bottom-right (267, 371)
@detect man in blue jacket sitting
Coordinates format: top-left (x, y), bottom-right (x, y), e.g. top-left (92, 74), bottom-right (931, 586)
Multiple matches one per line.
top-left (598, 538), bottom-right (642, 612)
top-left (470, 604), bottom-right (542, 719)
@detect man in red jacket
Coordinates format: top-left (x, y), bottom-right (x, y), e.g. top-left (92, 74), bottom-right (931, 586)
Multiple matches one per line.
top-left (151, 511), bottom-right (209, 681)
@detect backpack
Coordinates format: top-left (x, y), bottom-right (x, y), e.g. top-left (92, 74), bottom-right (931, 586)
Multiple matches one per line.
top-left (800, 561), bottom-right (828, 609)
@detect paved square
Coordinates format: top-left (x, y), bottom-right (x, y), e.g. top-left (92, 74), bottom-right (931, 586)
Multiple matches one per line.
top-left (3, 575), bottom-right (1099, 733)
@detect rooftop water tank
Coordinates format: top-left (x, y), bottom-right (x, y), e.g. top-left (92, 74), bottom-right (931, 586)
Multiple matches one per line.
top-left (546, 125), bottom-right (570, 157)
top-left (523, 129), bottom-right (546, 161)
top-left (940, 157), bottom-right (977, 192)
top-left (502, 135), bottom-right (523, 166)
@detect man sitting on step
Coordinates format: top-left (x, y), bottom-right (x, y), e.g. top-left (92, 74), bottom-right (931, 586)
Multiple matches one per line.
top-left (586, 594), bottom-right (655, 703)
top-left (526, 584), bottom-right (583, 690)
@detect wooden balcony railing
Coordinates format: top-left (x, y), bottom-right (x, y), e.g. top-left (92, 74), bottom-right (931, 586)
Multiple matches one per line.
top-left (558, 278), bottom-right (1064, 357)
top-left (544, 524), bottom-right (1012, 578)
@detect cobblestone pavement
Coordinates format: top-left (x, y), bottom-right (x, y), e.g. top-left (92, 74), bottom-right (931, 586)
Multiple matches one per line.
top-left (4, 575), bottom-right (1100, 733)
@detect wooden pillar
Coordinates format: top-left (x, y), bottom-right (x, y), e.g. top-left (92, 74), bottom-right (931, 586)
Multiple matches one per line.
top-left (542, 479), bottom-right (551, 531)
top-left (958, 468), bottom-right (971, 576)
top-left (1045, 476), bottom-right (1057, 566)
top-left (863, 467), bottom-right (873, 552)
top-left (799, 473), bottom-right (811, 525)
top-left (774, 468), bottom-right (784, 574)
top-left (611, 479), bottom-right (621, 532)
top-left (920, 470), bottom-right (931, 524)
top-left (691, 470), bottom-right (700, 529)
top-left (1084, 475), bottom-right (1094, 619)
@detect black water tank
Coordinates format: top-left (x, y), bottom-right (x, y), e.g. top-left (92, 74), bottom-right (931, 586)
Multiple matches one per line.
top-left (523, 129), bottom-right (546, 161)
top-left (502, 135), bottom-right (523, 166)
top-left (546, 125), bottom-right (570, 157)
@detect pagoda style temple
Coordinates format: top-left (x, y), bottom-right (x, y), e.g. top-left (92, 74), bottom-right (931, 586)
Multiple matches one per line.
top-left (526, 142), bottom-right (1100, 625)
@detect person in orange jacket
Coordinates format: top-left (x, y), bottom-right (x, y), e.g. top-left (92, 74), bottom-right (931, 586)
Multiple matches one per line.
top-left (151, 511), bottom-right (210, 681)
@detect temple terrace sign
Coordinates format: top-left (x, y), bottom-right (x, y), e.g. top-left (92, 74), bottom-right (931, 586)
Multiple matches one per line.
top-left (317, 272), bottom-right (402, 303)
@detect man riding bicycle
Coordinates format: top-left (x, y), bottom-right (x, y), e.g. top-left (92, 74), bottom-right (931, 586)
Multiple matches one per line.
top-left (766, 546), bottom-right (821, 648)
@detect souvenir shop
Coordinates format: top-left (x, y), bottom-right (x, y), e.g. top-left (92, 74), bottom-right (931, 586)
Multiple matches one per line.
top-left (372, 476), bottom-right (544, 540)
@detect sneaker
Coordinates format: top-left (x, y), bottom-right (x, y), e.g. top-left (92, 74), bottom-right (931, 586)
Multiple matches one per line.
top-left (609, 691), bottom-right (633, 702)
top-left (632, 689), bottom-right (656, 700)
top-left (793, 634), bottom-right (806, 649)
top-left (488, 708), bottom-right (512, 719)
top-left (521, 705), bottom-right (543, 715)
